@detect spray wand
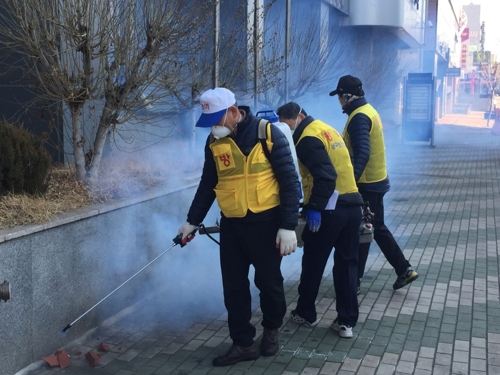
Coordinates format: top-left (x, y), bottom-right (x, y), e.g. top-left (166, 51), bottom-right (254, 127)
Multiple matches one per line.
top-left (61, 227), bottom-right (199, 333)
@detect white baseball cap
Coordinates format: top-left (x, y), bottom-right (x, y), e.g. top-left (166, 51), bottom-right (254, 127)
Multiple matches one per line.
top-left (196, 88), bottom-right (236, 128)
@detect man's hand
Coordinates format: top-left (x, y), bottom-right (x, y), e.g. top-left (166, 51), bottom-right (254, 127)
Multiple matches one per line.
top-left (276, 229), bottom-right (297, 256)
top-left (178, 222), bottom-right (197, 240)
top-left (305, 209), bottom-right (321, 232)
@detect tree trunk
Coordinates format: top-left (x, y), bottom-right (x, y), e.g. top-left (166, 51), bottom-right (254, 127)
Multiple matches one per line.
top-left (487, 92), bottom-right (494, 128)
top-left (85, 124), bottom-right (108, 186)
top-left (71, 108), bottom-right (87, 182)
top-left (85, 105), bottom-right (114, 187)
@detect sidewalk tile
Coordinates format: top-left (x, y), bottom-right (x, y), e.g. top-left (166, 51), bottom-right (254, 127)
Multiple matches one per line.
top-left (26, 123), bottom-right (500, 374)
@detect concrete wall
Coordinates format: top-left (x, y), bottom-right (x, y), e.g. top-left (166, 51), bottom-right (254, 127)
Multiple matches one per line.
top-left (0, 181), bottom-right (209, 375)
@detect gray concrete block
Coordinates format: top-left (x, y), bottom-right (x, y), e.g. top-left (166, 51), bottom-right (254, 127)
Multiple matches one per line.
top-left (0, 237), bottom-right (34, 375)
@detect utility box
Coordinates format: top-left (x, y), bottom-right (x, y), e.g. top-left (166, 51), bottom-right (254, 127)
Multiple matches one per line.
top-left (402, 73), bottom-right (435, 145)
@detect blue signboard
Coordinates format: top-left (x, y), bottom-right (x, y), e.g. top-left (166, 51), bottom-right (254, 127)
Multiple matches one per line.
top-left (403, 73), bottom-right (435, 145)
top-left (445, 67), bottom-right (461, 77)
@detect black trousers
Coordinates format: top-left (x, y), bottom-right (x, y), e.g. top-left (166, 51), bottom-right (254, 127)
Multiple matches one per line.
top-left (358, 191), bottom-right (410, 281)
top-left (295, 205), bottom-right (360, 327)
top-left (219, 216), bottom-right (286, 347)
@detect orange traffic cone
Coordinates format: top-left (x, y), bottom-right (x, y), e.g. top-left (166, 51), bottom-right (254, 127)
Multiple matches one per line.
top-left (491, 108), bottom-right (500, 135)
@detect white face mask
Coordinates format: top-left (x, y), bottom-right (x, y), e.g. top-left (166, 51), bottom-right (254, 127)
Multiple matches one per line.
top-left (211, 126), bottom-right (232, 139)
top-left (211, 109), bottom-right (232, 139)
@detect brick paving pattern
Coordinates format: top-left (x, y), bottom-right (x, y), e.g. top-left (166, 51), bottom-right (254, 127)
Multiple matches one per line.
top-left (32, 117), bottom-right (500, 374)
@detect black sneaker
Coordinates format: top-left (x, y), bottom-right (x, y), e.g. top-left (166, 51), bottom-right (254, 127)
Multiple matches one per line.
top-left (290, 310), bottom-right (319, 327)
top-left (393, 268), bottom-right (418, 290)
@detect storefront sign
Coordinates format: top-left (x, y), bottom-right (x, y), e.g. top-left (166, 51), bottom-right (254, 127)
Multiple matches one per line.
top-left (445, 67), bottom-right (461, 77)
top-left (461, 43), bottom-right (468, 69)
top-left (473, 51), bottom-right (490, 66)
top-left (461, 28), bottom-right (469, 43)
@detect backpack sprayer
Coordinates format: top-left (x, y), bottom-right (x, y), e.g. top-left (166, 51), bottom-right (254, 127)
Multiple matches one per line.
top-left (61, 222), bottom-right (220, 333)
top-left (256, 110), bottom-right (279, 123)
top-left (295, 203), bottom-right (373, 246)
top-left (360, 202), bottom-right (374, 243)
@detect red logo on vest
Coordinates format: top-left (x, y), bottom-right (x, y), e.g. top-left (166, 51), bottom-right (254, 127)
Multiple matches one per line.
top-left (219, 154), bottom-right (231, 167)
top-left (323, 131), bottom-right (332, 142)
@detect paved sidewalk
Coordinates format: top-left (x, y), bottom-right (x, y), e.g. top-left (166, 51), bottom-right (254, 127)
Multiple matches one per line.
top-left (31, 120), bottom-right (500, 375)
top-left (437, 111), bottom-right (492, 128)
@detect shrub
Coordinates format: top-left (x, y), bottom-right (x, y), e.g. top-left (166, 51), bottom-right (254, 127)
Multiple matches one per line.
top-left (0, 121), bottom-right (51, 195)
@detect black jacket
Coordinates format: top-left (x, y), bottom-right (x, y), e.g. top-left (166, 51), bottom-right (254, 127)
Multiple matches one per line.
top-left (187, 106), bottom-right (299, 230)
top-left (292, 115), bottom-right (363, 209)
top-left (343, 98), bottom-right (390, 194)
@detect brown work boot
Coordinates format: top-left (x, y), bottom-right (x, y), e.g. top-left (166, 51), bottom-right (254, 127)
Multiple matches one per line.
top-left (260, 328), bottom-right (280, 356)
top-left (212, 343), bottom-right (260, 366)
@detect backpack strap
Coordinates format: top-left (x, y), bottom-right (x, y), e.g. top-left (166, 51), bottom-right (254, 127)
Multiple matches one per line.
top-left (258, 119), bottom-right (272, 161)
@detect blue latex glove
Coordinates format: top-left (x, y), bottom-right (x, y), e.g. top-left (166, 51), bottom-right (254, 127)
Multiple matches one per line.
top-left (305, 209), bottom-right (321, 232)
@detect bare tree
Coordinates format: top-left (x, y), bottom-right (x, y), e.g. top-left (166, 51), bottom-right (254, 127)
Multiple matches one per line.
top-left (482, 61), bottom-right (499, 127)
top-left (258, 3), bottom-right (347, 109)
top-left (170, 0), bottom-right (283, 129)
top-left (0, 0), bottom-right (217, 187)
top-left (0, 0), bottom-right (287, 187)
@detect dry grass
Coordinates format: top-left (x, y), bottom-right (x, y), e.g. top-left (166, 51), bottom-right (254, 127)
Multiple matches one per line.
top-left (0, 160), bottom-right (168, 230)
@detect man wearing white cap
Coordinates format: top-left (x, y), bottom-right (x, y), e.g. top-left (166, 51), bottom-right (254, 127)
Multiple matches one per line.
top-left (178, 87), bottom-right (300, 366)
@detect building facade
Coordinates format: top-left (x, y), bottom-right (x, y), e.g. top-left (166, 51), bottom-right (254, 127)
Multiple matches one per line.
top-left (0, 0), bottom-right (468, 163)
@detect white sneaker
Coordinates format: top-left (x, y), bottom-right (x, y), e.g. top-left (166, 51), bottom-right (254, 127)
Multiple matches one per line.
top-left (331, 318), bottom-right (353, 338)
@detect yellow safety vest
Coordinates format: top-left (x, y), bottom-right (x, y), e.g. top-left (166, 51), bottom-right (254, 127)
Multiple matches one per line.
top-left (209, 126), bottom-right (280, 218)
top-left (343, 104), bottom-right (388, 183)
top-left (296, 119), bottom-right (358, 205)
